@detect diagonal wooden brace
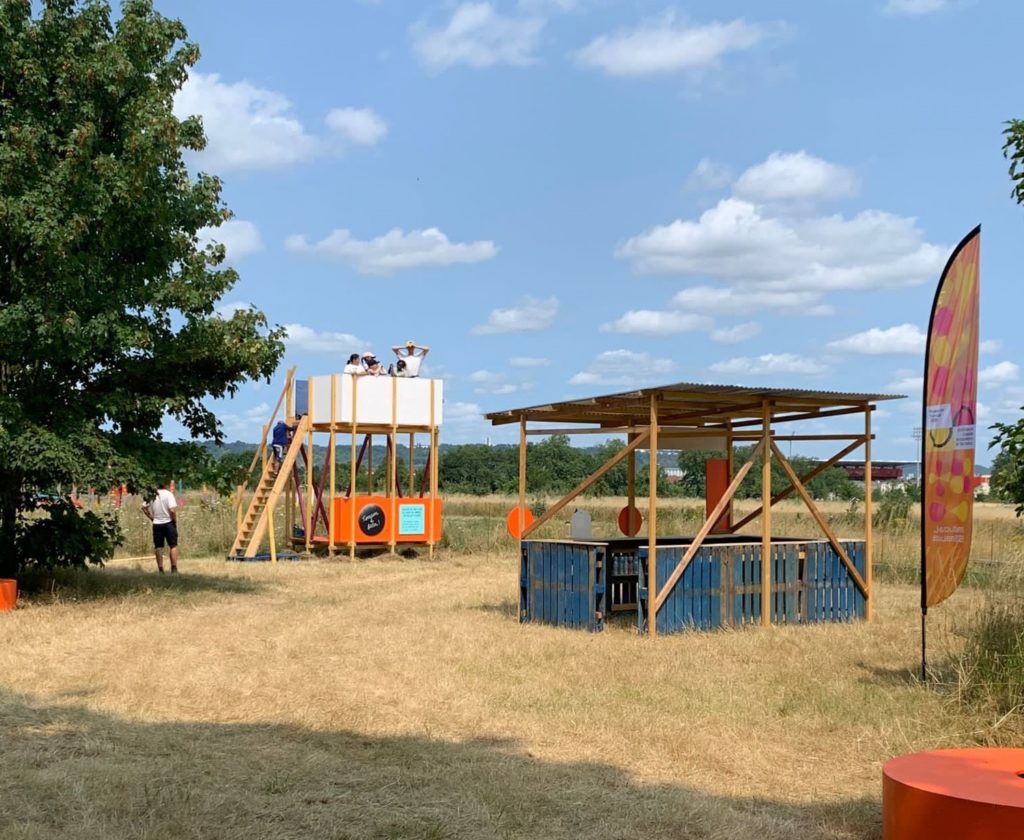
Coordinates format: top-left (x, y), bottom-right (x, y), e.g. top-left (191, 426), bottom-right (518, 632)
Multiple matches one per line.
top-left (770, 440), bottom-right (869, 598)
top-left (522, 430), bottom-right (651, 538)
top-left (653, 439), bottom-right (764, 612)
top-left (730, 437), bottom-right (866, 533)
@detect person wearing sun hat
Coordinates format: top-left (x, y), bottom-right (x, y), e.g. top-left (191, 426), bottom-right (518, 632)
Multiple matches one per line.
top-left (391, 340), bottom-right (429, 377)
top-left (361, 351), bottom-right (383, 376)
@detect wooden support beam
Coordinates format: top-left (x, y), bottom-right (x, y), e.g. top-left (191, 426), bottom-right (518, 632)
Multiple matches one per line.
top-left (518, 416), bottom-right (527, 547)
top-left (648, 396), bottom-right (658, 637)
top-left (389, 375), bottom-right (398, 556)
top-left (329, 374), bottom-right (336, 555)
top-left (522, 430), bottom-right (652, 539)
top-left (349, 375), bottom-right (358, 561)
top-left (729, 437), bottom-right (866, 532)
top-left (761, 401), bottom-right (772, 627)
top-left (864, 405), bottom-right (873, 621)
top-left (653, 439), bottom-right (764, 612)
top-left (731, 434), bottom-right (872, 442)
top-left (626, 423), bottom-right (636, 522)
top-left (428, 381), bottom-right (438, 559)
top-left (723, 404), bottom-right (868, 430)
top-left (305, 378), bottom-right (314, 554)
top-left (770, 440), bottom-right (869, 598)
top-left (725, 420), bottom-right (734, 530)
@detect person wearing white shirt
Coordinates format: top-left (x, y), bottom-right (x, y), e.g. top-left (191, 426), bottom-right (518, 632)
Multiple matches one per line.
top-left (142, 482), bottom-right (179, 574)
top-left (343, 353), bottom-right (366, 376)
top-left (391, 340), bottom-right (429, 377)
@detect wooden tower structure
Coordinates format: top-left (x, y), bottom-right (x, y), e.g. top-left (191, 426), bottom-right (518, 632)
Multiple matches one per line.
top-left (230, 367), bottom-right (443, 561)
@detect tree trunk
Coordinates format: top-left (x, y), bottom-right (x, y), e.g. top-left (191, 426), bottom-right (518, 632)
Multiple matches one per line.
top-left (0, 474), bottom-right (21, 579)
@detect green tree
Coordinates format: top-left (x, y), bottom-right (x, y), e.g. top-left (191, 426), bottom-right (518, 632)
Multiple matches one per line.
top-left (0, 0), bottom-right (284, 577)
top-left (1003, 118), bottom-right (1024, 205)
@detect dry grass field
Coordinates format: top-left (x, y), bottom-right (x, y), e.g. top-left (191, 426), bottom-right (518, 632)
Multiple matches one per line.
top-left (0, 495), bottom-right (1021, 839)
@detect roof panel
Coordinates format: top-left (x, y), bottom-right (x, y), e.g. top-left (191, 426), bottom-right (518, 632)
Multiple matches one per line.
top-left (485, 381), bottom-right (905, 425)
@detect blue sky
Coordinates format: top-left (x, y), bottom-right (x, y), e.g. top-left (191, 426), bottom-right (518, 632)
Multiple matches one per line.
top-left (163, 0), bottom-right (1024, 461)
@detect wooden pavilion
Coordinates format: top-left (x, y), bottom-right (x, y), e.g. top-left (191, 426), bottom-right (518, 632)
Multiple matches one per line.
top-left (485, 382), bottom-right (903, 635)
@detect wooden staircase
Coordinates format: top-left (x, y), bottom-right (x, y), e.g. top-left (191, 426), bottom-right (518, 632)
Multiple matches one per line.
top-left (229, 414), bottom-right (310, 559)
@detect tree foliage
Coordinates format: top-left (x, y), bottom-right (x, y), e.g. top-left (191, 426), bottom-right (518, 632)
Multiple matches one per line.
top-left (1003, 118), bottom-right (1024, 206)
top-left (0, 0), bottom-right (284, 576)
top-left (676, 447), bottom-right (861, 501)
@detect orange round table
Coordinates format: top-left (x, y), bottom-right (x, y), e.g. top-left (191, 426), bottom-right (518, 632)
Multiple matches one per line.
top-left (883, 748), bottom-right (1024, 839)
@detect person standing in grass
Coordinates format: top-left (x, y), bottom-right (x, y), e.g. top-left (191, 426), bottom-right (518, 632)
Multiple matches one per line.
top-left (143, 482), bottom-right (179, 574)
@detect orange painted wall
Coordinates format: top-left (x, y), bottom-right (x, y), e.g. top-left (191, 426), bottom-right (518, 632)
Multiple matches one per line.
top-left (331, 496), bottom-right (442, 544)
top-left (705, 458), bottom-right (731, 533)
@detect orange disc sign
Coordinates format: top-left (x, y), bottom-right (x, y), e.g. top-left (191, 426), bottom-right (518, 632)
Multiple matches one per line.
top-left (506, 506), bottom-right (534, 539)
top-left (618, 505), bottom-right (642, 536)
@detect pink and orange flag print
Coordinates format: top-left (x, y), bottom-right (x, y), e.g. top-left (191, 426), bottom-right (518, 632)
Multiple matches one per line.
top-left (922, 226), bottom-right (980, 610)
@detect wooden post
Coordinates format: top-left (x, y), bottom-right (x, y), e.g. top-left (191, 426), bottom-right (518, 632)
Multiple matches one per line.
top-left (368, 434), bottom-right (374, 494)
top-left (725, 420), bottom-right (734, 529)
top-left (518, 416), bottom-right (527, 548)
top-left (761, 401), bottom-right (772, 627)
top-left (403, 432), bottom-right (411, 497)
top-left (350, 375), bottom-right (358, 562)
top-left (648, 394), bottom-right (658, 637)
top-left (267, 500), bottom-right (277, 564)
top-left (261, 423), bottom-right (268, 473)
top-left (389, 375), bottom-right (398, 556)
top-left (285, 374), bottom-right (294, 549)
top-left (429, 380), bottom-right (437, 559)
top-left (864, 404), bottom-right (873, 622)
top-left (430, 412), bottom-right (439, 559)
top-left (328, 374), bottom-right (337, 556)
top-left (627, 423), bottom-right (636, 523)
top-left (305, 378), bottom-right (314, 554)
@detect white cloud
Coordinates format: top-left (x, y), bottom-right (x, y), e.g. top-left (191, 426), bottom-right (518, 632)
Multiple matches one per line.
top-left (446, 401), bottom-right (484, 422)
top-left (412, 3), bottom-right (543, 70)
top-left (471, 296), bottom-right (558, 335)
top-left (980, 339), bottom-right (1001, 354)
top-left (215, 300), bottom-right (255, 319)
top-left (887, 370), bottom-right (923, 393)
top-left (510, 356), bottom-right (551, 367)
top-left (220, 401), bottom-right (273, 432)
top-left (600, 310), bottom-right (713, 336)
top-left (283, 323), bottom-right (363, 354)
top-left (671, 285), bottom-right (834, 316)
top-left (709, 353), bottom-right (827, 376)
top-left (325, 107), bottom-right (388, 146)
top-left (883, 0), bottom-right (948, 16)
top-left (469, 370), bottom-right (532, 394)
top-left (198, 220), bottom-right (264, 263)
top-left (733, 151), bottom-right (860, 204)
top-left (574, 13), bottom-right (774, 77)
top-left (618, 197), bottom-right (946, 292)
top-left (686, 158), bottom-right (733, 191)
top-left (711, 321), bottom-right (760, 344)
top-left (286, 227), bottom-right (498, 276)
top-left (979, 361), bottom-right (1020, 387)
top-left (827, 323), bottom-right (926, 355)
top-left (175, 72), bottom-right (319, 171)
top-left (569, 350), bottom-right (674, 386)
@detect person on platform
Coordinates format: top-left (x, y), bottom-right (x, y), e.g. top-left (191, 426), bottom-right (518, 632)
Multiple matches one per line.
top-left (270, 419), bottom-right (295, 472)
top-left (394, 358), bottom-right (411, 377)
top-left (362, 352), bottom-right (383, 376)
top-left (391, 340), bottom-right (429, 378)
top-left (142, 481), bottom-right (179, 574)
top-left (343, 353), bottom-right (365, 376)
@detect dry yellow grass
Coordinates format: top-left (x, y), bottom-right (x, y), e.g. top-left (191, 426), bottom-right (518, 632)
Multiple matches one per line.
top-left (0, 544), bottom-right (1015, 840)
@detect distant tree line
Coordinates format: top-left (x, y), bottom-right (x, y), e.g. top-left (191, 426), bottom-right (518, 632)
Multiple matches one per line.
top-left (214, 436), bottom-right (861, 501)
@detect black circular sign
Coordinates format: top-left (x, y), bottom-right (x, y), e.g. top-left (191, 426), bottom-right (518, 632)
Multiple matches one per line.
top-left (358, 504), bottom-right (386, 537)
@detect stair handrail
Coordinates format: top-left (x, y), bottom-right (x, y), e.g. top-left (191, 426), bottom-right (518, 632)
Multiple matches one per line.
top-left (234, 366), bottom-right (297, 521)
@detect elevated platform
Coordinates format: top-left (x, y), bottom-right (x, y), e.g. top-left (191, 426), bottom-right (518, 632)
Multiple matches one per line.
top-left (294, 374), bottom-right (442, 430)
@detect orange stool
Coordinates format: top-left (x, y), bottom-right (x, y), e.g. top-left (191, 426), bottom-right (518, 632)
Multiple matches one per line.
top-left (0, 578), bottom-right (16, 611)
top-left (883, 748), bottom-right (1024, 839)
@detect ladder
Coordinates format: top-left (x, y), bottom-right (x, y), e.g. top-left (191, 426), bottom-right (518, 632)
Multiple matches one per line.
top-left (229, 414), bottom-right (310, 559)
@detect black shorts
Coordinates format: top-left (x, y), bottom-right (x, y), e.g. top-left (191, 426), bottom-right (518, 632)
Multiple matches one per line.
top-left (153, 522), bottom-right (178, 549)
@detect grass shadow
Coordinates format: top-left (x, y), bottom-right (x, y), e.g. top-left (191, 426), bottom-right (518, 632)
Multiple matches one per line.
top-left (475, 596), bottom-right (519, 619)
top-left (16, 565), bottom-right (262, 605)
top-left (0, 688), bottom-right (881, 840)
top-left (855, 661), bottom-right (923, 689)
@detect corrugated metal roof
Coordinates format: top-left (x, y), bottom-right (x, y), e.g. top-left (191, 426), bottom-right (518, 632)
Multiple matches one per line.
top-left (484, 381), bottom-right (904, 426)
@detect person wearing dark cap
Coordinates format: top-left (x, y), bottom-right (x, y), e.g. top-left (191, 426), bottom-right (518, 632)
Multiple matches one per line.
top-left (391, 340), bottom-right (429, 377)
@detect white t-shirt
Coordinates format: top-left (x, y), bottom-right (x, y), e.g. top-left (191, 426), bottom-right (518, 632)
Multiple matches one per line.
top-left (402, 354), bottom-right (423, 377)
top-left (343, 363), bottom-right (363, 375)
top-left (146, 488), bottom-right (177, 525)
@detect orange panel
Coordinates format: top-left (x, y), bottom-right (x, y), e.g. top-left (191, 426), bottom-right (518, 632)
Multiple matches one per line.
top-left (705, 458), bottom-right (731, 533)
top-left (883, 749), bottom-right (1024, 839)
top-left (331, 496), bottom-right (442, 544)
top-left (0, 578), bottom-right (15, 611)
